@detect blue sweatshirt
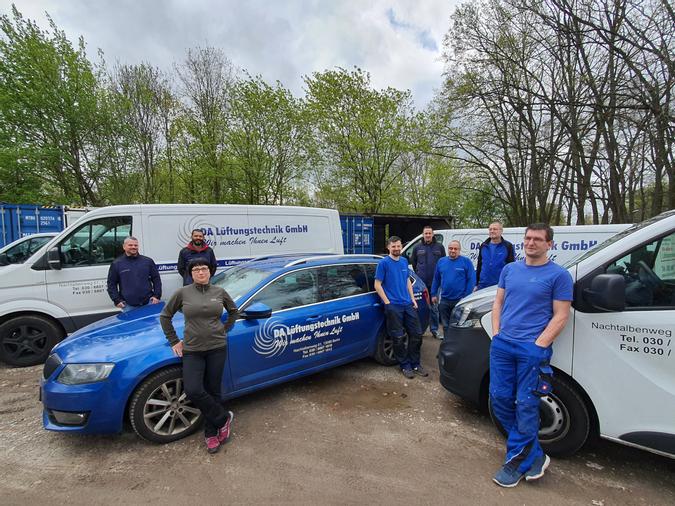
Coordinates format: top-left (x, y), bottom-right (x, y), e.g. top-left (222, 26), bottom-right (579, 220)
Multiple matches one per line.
top-left (431, 255), bottom-right (476, 301)
top-left (107, 254), bottom-right (162, 306)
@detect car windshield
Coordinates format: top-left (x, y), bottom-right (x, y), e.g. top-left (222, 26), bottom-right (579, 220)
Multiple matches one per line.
top-left (562, 210), bottom-right (675, 269)
top-left (212, 265), bottom-right (272, 302)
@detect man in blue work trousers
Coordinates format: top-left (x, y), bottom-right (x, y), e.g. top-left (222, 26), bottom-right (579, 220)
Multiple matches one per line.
top-left (374, 236), bottom-right (426, 379)
top-left (430, 240), bottom-right (475, 337)
top-left (476, 221), bottom-right (514, 290)
top-left (490, 223), bottom-right (573, 487)
top-left (411, 225), bottom-right (445, 338)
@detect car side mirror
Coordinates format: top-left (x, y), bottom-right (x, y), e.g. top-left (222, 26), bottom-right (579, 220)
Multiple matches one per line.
top-left (240, 302), bottom-right (272, 320)
top-left (47, 247), bottom-right (62, 270)
top-left (583, 273), bottom-right (625, 311)
top-left (0, 252), bottom-right (9, 266)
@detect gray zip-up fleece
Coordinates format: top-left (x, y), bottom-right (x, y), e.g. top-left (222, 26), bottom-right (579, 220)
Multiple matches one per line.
top-left (160, 283), bottom-right (238, 352)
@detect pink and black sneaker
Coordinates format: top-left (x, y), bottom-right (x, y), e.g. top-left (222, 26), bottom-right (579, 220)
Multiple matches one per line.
top-left (218, 411), bottom-right (234, 444)
top-left (205, 435), bottom-right (221, 454)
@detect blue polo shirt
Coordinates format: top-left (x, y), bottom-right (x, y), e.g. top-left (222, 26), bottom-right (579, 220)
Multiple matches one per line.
top-left (375, 255), bottom-right (412, 306)
top-left (498, 260), bottom-right (573, 342)
top-left (431, 255), bottom-right (475, 300)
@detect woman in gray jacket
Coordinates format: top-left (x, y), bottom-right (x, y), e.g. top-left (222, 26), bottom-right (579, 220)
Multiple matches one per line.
top-left (160, 259), bottom-right (238, 454)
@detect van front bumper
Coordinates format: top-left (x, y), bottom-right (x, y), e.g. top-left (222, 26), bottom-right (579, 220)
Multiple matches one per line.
top-left (437, 324), bottom-right (491, 408)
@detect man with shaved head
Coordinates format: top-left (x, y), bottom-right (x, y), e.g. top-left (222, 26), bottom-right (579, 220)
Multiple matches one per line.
top-left (107, 236), bottom-right (162, 312)
top-left (430, 240), bottom-right (475, 336)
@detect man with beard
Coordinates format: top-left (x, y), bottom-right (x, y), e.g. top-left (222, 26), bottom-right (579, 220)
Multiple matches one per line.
top-left (177, 229), bottom-right (218, 285)
top-left (374, 236), bottom-right (425, 379)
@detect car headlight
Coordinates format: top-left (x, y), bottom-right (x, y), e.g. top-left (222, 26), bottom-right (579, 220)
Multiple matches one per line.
top-left (451, 297), bottom-right (495, 328)
top-left (56, 363), bottom-right (115, 385)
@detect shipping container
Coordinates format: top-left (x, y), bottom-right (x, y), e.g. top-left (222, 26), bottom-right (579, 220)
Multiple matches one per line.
top-left (340, 215), bottom-right (374, 254)
top-left (0, 204), bottom-right (64, 248)
top-left (0, 204), bottom-right (90, 248)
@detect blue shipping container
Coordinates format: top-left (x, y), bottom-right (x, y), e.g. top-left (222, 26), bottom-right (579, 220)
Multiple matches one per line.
top-left (0, 204), bottom-right (65, 248)
top-left (340, 215), bottom-right (374, 254)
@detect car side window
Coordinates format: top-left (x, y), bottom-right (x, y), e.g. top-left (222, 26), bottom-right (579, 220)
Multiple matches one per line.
top-left (318, 264), bottom-right (368, 302)
top-left (28, 236), bottom-right (52, 255)
top-left (364, 264), bottom-right (377, 291)
top-left (59, 216), bottom-right (132, 267)
top-left (605, 231), bottom-right (675, 308)
top-left (5, 239), bottom-right (31, 263)
top-left (249, 269), bottom-right (318, 312)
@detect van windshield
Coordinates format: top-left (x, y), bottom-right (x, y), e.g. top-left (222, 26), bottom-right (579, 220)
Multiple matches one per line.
top-left (562, 210), bottom-right (675, 269)
top-left (212, 265), bottom-right (272, 302)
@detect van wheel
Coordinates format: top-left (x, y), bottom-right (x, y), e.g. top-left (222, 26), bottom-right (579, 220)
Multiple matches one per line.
top-left (0, 316), bottom-right (63, 367)
top-left (488, 374), bottom-right (590, 458)
top-left (129, 366), bottom-right (203, 443)
top-left (373, 329), bottom-right (407, 366)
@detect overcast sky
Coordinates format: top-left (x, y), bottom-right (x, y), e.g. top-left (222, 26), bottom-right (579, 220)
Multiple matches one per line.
top-left (2, 0), bottom-right (461, 108)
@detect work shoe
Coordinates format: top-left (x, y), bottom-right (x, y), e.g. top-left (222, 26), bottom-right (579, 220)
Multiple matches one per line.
top-left (218, 411), bottom-right (234, 444)
top-left (205, 435), bottom-right (221, 454)
top-left (413, 365), bottom-right (429, 377)
top-left (525, 454), bottom-right (550, 481)
top-left (401, 367), bottom-right (415, 379)
top-left (493, 464), bottom-right (525, 488)
top-left (431, 331), bottom-right (439, 339)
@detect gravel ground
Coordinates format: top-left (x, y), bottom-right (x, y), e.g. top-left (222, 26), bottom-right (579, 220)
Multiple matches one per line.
top-left (1, 335), bottom-right (674, 505)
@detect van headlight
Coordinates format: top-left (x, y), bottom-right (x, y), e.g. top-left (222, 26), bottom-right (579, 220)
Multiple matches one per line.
top-left (451, 298), bottom-right (495, 329)
top-left (56, 363), bottom-right (115, 385)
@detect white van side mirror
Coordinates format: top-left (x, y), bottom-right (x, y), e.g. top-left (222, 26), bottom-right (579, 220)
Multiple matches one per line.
top-left (47, 247), bottom-right (62, 270)
top-left (583, 274), bottom-right (625, 312)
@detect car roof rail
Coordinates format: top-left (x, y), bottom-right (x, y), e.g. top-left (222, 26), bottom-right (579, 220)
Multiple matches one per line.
top-left (284, 254), bottom-right (383, 268)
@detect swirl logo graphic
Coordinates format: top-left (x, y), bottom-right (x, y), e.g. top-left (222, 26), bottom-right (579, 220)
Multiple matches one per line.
top-left (253, 318), bottom-right (289, 358)
top-left (177, 215), bottom-right (213, 248)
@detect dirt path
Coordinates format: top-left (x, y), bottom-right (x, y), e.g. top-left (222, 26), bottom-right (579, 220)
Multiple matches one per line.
top-left (1, 337), bottom-right (673, 505)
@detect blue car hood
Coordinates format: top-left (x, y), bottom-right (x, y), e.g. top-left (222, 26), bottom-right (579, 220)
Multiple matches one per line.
top-left (53, 303), bottom-right (181, 363)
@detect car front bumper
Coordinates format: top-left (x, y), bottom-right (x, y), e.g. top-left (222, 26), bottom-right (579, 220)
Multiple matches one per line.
top-left (41, 360), bottom-right (127, 434)
top-left (437, 324), bottom-right (491, 408)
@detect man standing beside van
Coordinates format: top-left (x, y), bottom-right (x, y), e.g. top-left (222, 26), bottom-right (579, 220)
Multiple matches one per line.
top-left (177, 229), bottom-right (218, 285)
top-left (410, 226), bottom-right (445, 338)
top-left (375, 236), bottom-right (426, 379)
top-left (107, 237), bottom-right (162, 312)
top-left (431, 241), bottom-right (475, 336)
top-left (476, 221), bottom-right (515, 290)
top-left (489, 223), bottom-right (573, 487)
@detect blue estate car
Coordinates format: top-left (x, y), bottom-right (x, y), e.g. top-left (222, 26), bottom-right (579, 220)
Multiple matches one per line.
top-left (41, 254), bottom-right (430, 443)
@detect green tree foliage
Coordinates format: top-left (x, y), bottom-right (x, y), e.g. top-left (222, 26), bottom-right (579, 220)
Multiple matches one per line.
top-left (304, 67), bottom-right (418, 214)
top-left (0, 6), bottom-right (108, 205)
top-left (225, 76), bottom-right (311, 205)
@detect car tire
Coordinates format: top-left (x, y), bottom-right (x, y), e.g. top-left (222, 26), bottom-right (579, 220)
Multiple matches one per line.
top-left (373, 329), bottom-right (407, 366)
top-left (0, 315), bottom-right (63, 367)
top-left (129, 366), bottom-right (203, 443)
top-left (488, 374), bottom-right (590, 458)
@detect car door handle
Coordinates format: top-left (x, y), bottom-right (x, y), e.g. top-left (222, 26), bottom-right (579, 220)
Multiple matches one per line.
top-left (372, 303), bottom-right (381, 307)
top-left (307, 315), bottom-right (322, 322)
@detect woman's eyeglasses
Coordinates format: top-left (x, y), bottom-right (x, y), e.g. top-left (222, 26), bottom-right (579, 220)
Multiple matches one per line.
top-left (191, 267), bottom-right (210, 273)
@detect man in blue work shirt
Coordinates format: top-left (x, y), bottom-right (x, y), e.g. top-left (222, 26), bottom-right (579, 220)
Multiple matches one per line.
top-left (431, 240), bottom-right (475, 337)
top-left (107, 236), bottom-right (162, 312)
top-left (411, 226), bottom-right (445, 338)
top-left (476, 221), bottom-right (515, 290)
top-left (490, 223), bottom-right (573, 487)
top-left (374, 236), bottom-right (426, 379)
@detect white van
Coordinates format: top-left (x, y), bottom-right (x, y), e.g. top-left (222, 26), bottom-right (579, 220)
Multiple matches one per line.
top-left (438, 211), bottom-right (675, 458)
top-left (403, 224), bottom-right (631, 267)
top-left (0, 204), bottom-right (343, 366)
